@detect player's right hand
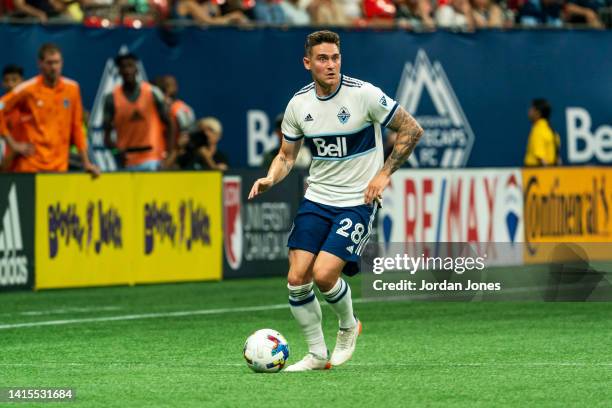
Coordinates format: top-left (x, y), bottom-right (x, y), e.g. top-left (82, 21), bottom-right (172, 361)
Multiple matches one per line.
top-left (248, 177), bottom-right (274, 200)
top-left (12, 141), bottom-right (35, 157)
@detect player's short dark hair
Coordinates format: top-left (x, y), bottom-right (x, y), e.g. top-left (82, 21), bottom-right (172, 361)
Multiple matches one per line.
top-left (114, 52), bottom-right (139, 67)
top-left (532, 98), bottom-right (551, 120)
top-left (38, 43), bottom-right (62, 60)
top-left (2, 64), bottom-right (24, 78)
top-left (305, 30), bottom-right (340, 56)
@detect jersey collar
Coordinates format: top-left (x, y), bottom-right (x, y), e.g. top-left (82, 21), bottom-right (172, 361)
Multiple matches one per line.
top-left (315, 74), bottom-right (343, 101)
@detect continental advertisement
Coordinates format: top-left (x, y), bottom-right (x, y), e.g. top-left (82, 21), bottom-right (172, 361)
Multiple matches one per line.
top-left (523, 167), bottom-right (612, 264)
top-left (35, 173), bottom-right (222, 289)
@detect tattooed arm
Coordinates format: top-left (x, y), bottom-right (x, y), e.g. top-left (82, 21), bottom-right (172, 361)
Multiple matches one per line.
top-left (364, 107), bottom-right (423, 204)
top-left (248, 138), bottom-right (303, 200)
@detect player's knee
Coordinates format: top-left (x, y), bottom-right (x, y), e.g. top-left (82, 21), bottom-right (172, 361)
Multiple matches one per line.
top-left (287, 268), bottom-right (311, 286)
top-left (313, 267), bottom-right (337, 292)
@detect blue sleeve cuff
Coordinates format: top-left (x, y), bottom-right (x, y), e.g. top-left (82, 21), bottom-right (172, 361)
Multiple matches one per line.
top-left (382, 102), bottom-right (400, 128)
top-left (283, 134), bottom-right (304, 143)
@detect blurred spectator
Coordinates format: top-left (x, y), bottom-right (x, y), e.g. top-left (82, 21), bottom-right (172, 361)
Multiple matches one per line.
top-left (0, 44), bottom-right (99, 175)
top-left (103, 52), bottom-right (175, 171)
top-left (156, 74), bottom-right (196, 135)
top-left (1, 64), bottom-right (25, 171)
top-left (394, 0), bottom-right (435, 29)
top-left (363, 0), bottom-right (397, 26)
top-left (517, 0), bottom-right (563, 26)
top-left (279, 0), bottom-right (310, 24)
top-left (254, 0), bottom-right (287, 23)
top-left (524, 98), bottom-right (561, 167)
top-left (307, 0), bottom-right (349, 25)
top-left (435, 0), bottom-right (476, 29)
top-left (177, 117), bottom-right (229, 171)
top-left (471, 0), bottom-right (505, 26)
top-left (155, 74), bottom-right (195, 168)
top-left (262, 114), bottom-right (311, 169)
top-left (12, 0), bottom-right (68, 22)
top-left (80, 0), bottom-right (119, 28)
top-left (337, 0), bottom-right (362, 20)
top-left (2, 64), bottom-right (23, 93)
top-left (564, 0), bottom-right (604, 27)
top-left (174, 0), bottom-right (249, 24)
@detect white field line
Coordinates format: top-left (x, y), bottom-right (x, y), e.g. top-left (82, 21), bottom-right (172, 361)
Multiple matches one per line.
top-left (0, 298), bottom-right (377, 330)
top-left (0, 306), bottom-right (123, 317)
top-left (0, 362), bottom-right (610, 368)
top-left (0, 283), bottom-right (606, 331)
top-left (0, 303), bottom-right (289, 330)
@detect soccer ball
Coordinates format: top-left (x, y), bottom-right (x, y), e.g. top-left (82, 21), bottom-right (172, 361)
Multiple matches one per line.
top-left (243, 329), bottom-right (290, 373)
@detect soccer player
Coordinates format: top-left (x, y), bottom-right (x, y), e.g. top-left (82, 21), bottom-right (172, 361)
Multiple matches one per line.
top-left (0, 45), bottom-right (99, 176)
top-left (103, 53), bottom-right (175, 171)
top-left (248, 30), bottom-right (423, 371)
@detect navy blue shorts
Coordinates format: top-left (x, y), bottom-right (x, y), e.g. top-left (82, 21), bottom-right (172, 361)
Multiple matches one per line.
top-left (287, 198), bottom-right (378, 276)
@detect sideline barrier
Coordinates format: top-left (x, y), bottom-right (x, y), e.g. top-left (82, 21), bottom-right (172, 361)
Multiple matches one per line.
top-left (35, 172), bottom-right (222, 289)
top-left (0, 175), bottom-right (35, 292)
top-left (2, 167), bottom-right (612, 291)
top-left (522, 167), bottom-right (612, 264)
top-left (377, 168), bottom-right (524, 265)
top-left (222, 170), bottom-right (304, 279)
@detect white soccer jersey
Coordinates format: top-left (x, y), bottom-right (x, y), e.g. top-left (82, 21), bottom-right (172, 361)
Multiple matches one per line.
top-left (282, 74), bottom-right (399, 207)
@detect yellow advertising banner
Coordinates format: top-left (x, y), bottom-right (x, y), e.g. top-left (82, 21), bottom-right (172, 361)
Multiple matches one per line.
top-left (35, 174), bottom-right (135, 289)
top-left (522, 167), bottom-right (612, 264)
top-left (132, 173), bottom-right (222, 284)
top-left (35, 172), bottom-right (222, 289)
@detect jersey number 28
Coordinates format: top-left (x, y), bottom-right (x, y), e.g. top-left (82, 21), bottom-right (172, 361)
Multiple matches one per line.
top-left (336, 218), bottom-right (365, 244)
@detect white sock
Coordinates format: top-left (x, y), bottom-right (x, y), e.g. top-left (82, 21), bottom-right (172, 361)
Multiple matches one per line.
top-left (322, 278), bottom-right (357, 330)
top-left (288, 282), bottom-right (327, 358)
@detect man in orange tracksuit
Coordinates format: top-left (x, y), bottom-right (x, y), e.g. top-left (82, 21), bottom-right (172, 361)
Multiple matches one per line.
top-left (103, 53), bottom-right (174, 171)
top-left (0, 44), bottom-right (100, 175)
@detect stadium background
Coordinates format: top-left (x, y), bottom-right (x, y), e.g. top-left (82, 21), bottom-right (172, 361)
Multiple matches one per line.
top-left (1, 23), bottom-right (611, 407)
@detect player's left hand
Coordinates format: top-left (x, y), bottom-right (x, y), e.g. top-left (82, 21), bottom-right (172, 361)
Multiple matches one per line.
top-left (248, 177), bottom-right (274, 200)
top-left (364, 172), bottom-right (390, 205)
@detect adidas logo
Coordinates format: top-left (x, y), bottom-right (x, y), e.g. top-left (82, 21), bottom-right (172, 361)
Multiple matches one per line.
top-left (379, 96), bottom-right (387, 107)
top-left (304, 114), bottom-right (314, 122)
top-left (0, 184), bottom-right (28, 286)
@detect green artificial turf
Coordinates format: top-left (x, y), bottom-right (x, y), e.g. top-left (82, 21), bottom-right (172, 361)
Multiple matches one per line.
top-left (1, 276), bottom-right (611, 407)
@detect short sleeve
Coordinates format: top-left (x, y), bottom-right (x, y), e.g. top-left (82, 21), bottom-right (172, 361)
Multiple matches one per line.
top-left (362, 83), bottom-right (399, 128)
top-left (531, 125), bottom-right (548, 161)
top-left (281, 98), bottom-right (303, 142)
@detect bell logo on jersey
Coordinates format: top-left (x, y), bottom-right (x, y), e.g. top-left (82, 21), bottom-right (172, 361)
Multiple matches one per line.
top-left (312, 137), bottom-right (348, 158)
